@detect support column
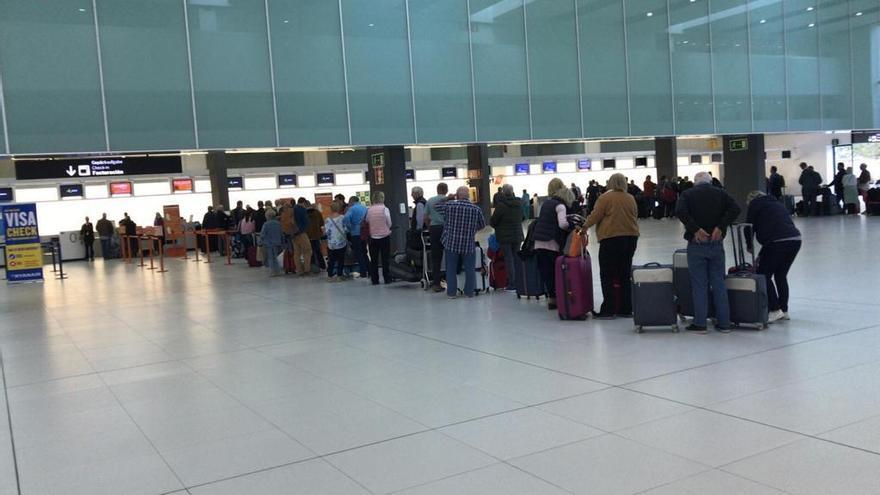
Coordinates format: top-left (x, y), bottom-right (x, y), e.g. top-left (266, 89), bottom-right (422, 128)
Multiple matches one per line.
top-left (466, 144), bottom-right (491, 218)
top-left (654, 137), bottom-right (678, 182)
top-left (368, 146), bottom-right (408, 251)
top-left (206, 151), bottom-right (229, 209)
top-left (722, 134), bottom-right (766, 220)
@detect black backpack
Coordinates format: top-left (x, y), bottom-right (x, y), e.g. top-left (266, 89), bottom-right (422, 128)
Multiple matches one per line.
top-left (518, 220), bottom-right (538, 259)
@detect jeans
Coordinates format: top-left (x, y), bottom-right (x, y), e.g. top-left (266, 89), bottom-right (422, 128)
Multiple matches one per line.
top-left (598, 236), bottom-right (638, 315)
top-left (445, 249), bottom-right (475, 297)
top-left (265, 245), bottom-right (281, 274)
top-left (328, 247), bottom-right (346, 278)
top-left (757, 240), bottom-right (801, 312)
top-left (802, 188), bottom-right (817, 216)
top-left (292, 233), bottom-right (312, 274)
top-left (687, 240), bottom-right (731, 327)
top-left (535, 249), bottom-right (559, 301)
top-left (100, 238), bottom-right (111, 259)
top-left (429, 225), bottom-right (445, 287)
top-left (500, 242), bottom-right (518, 290)
top-left (84, 241), bottom-right (94, 261)
top-left (349, 235), bottom-right (369, 275)
top-left (311, 239), bottom-right (326, 270)
top-left (369, 236), bottom-right (391, 283)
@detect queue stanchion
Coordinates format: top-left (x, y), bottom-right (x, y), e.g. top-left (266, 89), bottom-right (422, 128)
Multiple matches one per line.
top-left (192, 231), bottom-right (201, 263)
top-left (203, 231), bottom-right (212, 264)
top-left (120, 235), bottom-right (127, 262)
top-left (225, 233), bottom-right (233, 265)
top-left (138, 237), bottom-right (146, 267)
top-left (156, 242), bottom-right (168, 273)
top-left (181, 231), bottom-right (190, 260)
top-left (147, 237), bottom-right (156, 271)
top-left (53, 238), bottom-right (68, 280)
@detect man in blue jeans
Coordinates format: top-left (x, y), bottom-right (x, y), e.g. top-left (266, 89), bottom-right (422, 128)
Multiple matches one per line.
top-left (676, 172), bottom-right (741, 334)
top-left (439, 187), bottom-right (486, 298)
top-left (344, 196), bottom-right (369, 277)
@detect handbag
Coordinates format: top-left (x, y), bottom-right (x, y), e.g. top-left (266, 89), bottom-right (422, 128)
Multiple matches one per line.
top-left (360, 217), bottom-right (370, 242)
top-left (564, 227), bottom-right (588, 258)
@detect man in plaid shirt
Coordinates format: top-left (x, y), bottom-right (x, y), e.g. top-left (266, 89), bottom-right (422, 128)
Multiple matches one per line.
top-left (440, 186), bottom-right (486, 298)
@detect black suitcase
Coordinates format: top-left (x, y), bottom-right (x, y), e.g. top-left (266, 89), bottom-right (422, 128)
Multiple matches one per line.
top-left (632, 263), bottom-right (678, 333)
top-left (389, 253), bottom-right (422, 283)
top-left (726, 224), bottom-right (769, 329)
top-left (514, 254), bottom-right (544, 300)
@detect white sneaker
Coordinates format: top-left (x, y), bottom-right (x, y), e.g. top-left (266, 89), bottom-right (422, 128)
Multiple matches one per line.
top-left (768, 309), bottom-right (785, 324)
top-left (352, 272), bottom-right (362, 279)
top-left (781, 312), bottom-right (791, 321)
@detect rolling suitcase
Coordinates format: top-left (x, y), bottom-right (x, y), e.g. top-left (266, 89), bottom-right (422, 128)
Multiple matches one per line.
top-left (389, 253), bottom-right (422, 283)
top-left (632, 263), bottom-right (678, 333)
top-left (514, 254), bottom-right (544, 299)
top-left (555, 250), bottom-right (593, 321)
top-left (246, 234), bottom-right (262, 267)
top-left (726, 224), bottom-right (769, 329)
top-left (456, 244), bottom-right (488, 295)
top-left (487, 248), bottom-right (509, 290)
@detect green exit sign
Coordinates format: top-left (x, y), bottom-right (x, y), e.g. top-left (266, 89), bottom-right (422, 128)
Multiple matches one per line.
top-left (729, 138), bottom-right (749, 151)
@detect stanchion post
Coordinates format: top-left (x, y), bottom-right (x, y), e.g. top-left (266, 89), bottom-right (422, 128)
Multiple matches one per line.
top-left (138, 237), bottom-right (146, 267)
top-left (204, 232), bottom-right (212, 263)
top-left (192, 231), bottom-right (200, 262)
top-left (148, 237), bottom-right (156, 270)
top-left (225, 233), bottom-right (232, 265)
top-left (181, 231), bottom-right (189, 260)
top-left (157, 242), bottom-right (168, 273)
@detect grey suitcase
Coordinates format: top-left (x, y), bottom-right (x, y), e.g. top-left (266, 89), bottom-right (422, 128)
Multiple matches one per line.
top-left (726, 224), bottom-right (769, 329)
top-left (455, 243), bottom-right (488, 295)
top-left (632, 263), bottom-right (678, 333)
top-left (673, 249), bottom-right (714, 320)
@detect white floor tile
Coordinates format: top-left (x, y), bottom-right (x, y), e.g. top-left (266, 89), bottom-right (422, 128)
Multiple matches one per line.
top-left (819, 414), bottom-right (880, 452)
top-left (539, 388), bottom-right (693, 431)
top-left (326, 431), bottom-right (495, 494)
top-left (641, 469), bottom-right (787, 494)
top-left (396, 463), bottom-right (570, 495)
top-left (189, 459), bottom-right (369, 495)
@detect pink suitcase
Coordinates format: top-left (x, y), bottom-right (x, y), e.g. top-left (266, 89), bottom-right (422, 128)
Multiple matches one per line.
top-left (555, 253), bottom-right (594, 320)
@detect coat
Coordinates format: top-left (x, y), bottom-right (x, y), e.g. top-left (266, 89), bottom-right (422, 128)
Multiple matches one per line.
top-left (490, 196), bottom-right (525, 244)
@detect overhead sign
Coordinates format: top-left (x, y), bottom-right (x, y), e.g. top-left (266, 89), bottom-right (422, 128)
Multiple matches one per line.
top-left (317, 173), bottom-right (335, 185)
top-left (2, 203), bottom-right (44, 283)
top-left (0, 187), bottom-right (13, 203)
top-left (278, 174), bottom-right (297, 187)
top-left (15, 155), bottom-right (183, 180)
top-left (404, 169), bottom-right (415, 180)
top-left (515, 163), bottom-right (530, 175)
top-left (59, 184), bottom-right (84, 198)
top-left (542, 161), bottom-right (557, 173)
top-left (852, 130), bottom-right (880, 144)
top-left (109, 182), bottom-right (132, 196)
top-left (577, 159), bottom-right (592, 171)
top-left (441, 167), bottom-right (458, 178)
top-left (227, 177), bottom-right (243, 189)
top-left (172, 178), bottom-right (193, 193)
top-left (729, 138), bottom-right (749, 151)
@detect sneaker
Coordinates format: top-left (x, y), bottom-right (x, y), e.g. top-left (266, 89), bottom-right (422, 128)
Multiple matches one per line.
top-left (591, 311), bottom-right (616, 320)
top-left (781, 312), bottom-right (791, 321)
top-left (685, 324), bottom-right (708, 334)
top-left (352, 272), bottom-right (362, 279)
top-left (432, 286), bottom-right (444, 293)
top-left (716, 325), bottom-right (733, 334)
top-left (768, 309), bottom-right (785, 324)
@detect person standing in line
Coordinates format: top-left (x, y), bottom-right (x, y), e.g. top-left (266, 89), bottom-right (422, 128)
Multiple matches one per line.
top-left (532, 179), bottom-right (575, 310)
top-left (324, 200), bottom-right (349, 282)
top-left (215, 205), bottom-right (230, 255)
top-left (344, 196), bottom-right (369, 278)
top-left (121, 212), bottom-right (138, 257)
top-left (842, 167), bottom-right (860, 214)
top-left (766, 166), bottom-right (786, 200)
top-left (643, 175), bottom-right (657, 219)
top-left (411, 186), bottom-right (428, 231)
top-left (746, 191), bottom-right (801, 323)
top-left (425, 183), bottom-right (449, 292)
top-left (259, 210), bottom-right (283, 276)
top-left (365, 191), bottom-right (393, 285)
top-left (239, 208), bottom-right (256, 252)
top-left (798, 162), bottom-right (819, 216)
top-left (490, 184), bottom-right (524, 292)
top-left (492, 187), bottom-right (503, 208)
top-left (291, 198), bottom-right (313, 276)
top-left (584, 174), bottom-right (640, 319)
top-left (521, 189), bottom-right (531, 220)
top-left (95, 213), bottom-right (114, 259)
top-left (440, 186), bottom-right (486, 298)
top-left (676, 171), bottom-right (741, 334)
top-left (304, 199), bottom-right (326, 271)
top-left (830, 162), bottom-right (847, 211)
top-left (254, 201), bottom-right (266, 233)
top-left (858, 163), bottom-right (872, 213)
top-left (80, 216), bottom-right (95, 262)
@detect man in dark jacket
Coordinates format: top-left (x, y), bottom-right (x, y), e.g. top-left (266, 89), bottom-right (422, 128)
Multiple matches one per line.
top-left (766, 166), bottom-right (785, 199)
top-left (95, 213), bottom-right (114, 259)
top-left (489, 184), bottom-right (524, 291)
top-left (798, 162), bottom-right (822, 216)
top-left (254, 201), bottom-right (266, 232)
top-left (830, 162), bottom-right (846, 210)
top-left (676, 172), bottom-right (741, 334)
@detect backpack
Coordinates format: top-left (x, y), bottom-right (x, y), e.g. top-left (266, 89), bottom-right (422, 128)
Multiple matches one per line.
top-left (518, 220), bottom-right (538, 259)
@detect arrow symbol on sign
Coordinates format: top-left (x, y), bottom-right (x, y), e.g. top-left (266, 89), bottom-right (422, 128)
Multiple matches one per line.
top-left (65, 166), bottom-right (76, 176)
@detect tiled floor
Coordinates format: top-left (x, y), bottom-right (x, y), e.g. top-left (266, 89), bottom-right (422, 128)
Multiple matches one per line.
top-left (1, 215), bottom-right (879, 494)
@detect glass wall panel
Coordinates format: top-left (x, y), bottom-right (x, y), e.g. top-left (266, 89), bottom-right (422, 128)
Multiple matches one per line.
top-left (0, 95), bottom-right (6, 154)
top-left (817, 0), bottom-right (852, 130)
top-left (0, 0), bottom-right (105, 153)
top-left (187, 0), bottom-right (276, 149)
top-left (849, 0), bottom-right (880, 129)
top-left (785, 0), bottom-right (821, 131)
top-left (409, 0), bottom-right (475, 143)
top-left (710, 0), bottom-right (752, 133)
top-left (342, 0), bottom-right (414, 145)
top-left (669, 0), bottom-right (713, 135)
top-left (526, 0), bottom-right (581, 139)
top-left (749, 0), bottom-right (787, 131)
top-left (97, 0), bottom-right (195, 151)
top-left (269, 0), bottom-right (349, 146)
top-left (579, 0), bottom-right (629, 138)
top-left (624, 0), bottom-right (674, 136)
top-left (470, 0), bottom-right (531, 141)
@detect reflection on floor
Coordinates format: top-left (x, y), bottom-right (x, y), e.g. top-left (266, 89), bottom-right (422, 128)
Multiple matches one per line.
top-left (0, 216), bottom-right (879, 495)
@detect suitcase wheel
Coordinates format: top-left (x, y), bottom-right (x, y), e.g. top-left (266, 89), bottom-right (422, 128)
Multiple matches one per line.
top-left (672, 325), bottom-right (680, 333)
top-left (635, 326), bottom-right (644, 334)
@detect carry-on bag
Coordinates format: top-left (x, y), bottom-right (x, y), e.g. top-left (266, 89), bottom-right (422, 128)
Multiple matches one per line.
top-left (456, 243), bottom-right (488, 295)
top-left (632, 263), bottom-right (678, 333)
top-left (487, 248), bottom-right (508, 290)
top-left (555, 229), bottom-right (593, 320)
top-left (726, 223), bottom-right (769, 329)
top-left (246, 234), bottom-right (262, 267)
top-left (389, 253), bottom-right (422, 283)
top-left (514, 254), bottom-right (544, 299)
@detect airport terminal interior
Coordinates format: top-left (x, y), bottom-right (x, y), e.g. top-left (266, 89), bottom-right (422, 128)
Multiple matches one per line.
top-left (1, 0), bottom-right (880, 494)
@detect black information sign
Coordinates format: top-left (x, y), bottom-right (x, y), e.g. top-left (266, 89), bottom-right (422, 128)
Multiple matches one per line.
top-left (59, 184), bottom-right (84, 198)
top-left (227, 177), bottom-right (243, 189)
top-left (852, 130), bottom-right (880, 144)
top-left (441, 167), bottom-right (458, 178)
top-left (317, 173), bottom-right (335, 185)
top-left (404, 169), bottom-right (415, 180)
top-left (15, 155), bottom-right (183, 181)
top-left (0, 187), bottom-right (13, 203)
top-left (278, 174), bottom-right (297, 187)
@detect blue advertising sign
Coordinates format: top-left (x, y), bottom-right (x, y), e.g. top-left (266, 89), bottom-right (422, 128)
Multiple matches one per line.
top-left (514, 163), bottom-right (530, 175)
top-left (2, 203), bottom-right (44, 283)
top-left (577, 159), bottom-right (592, 171)
top-left (542, 161), bottom-right (557, 173)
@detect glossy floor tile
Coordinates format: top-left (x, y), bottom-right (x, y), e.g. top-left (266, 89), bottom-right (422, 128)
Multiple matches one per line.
top-left (0, 216), bottom-right (878, 494)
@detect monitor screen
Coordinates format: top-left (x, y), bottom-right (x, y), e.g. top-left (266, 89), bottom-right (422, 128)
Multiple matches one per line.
top-left (171, 178), bottom-right (193, 193)
top-left (317, 173), bottom-right (335, 185)
top-left (852, 130), bottom-right (880, 143)
top-left (711, 153), bottom-right (723, 162)
top-left (441, 167), bottom-right (458, 178)
top-left (0, 187), bottom-right (12, 203)
top-left (690, 154), bottom-right (703, 164)
top-left (514, 163), bottom-right (530, 175)
top-left (781, 150), bottom-right (791, 159)
top-left (577, 159), bottom-right (592, 171)
top-left (227, 177), bottom-right (243, 189)
top-left (278, 174), bottom-right (297, 187)
top-left (109, 181), bottom-right (132, 196)
top-left (542, 161), bottom-right (557, 173)
top-left (404, 169), bottom-right (415, 180)
top-left (603, 159), bottom-right (616, 169)
top-left (59, 184), bottom-right (84, 198)
top-left (635, 157), bottom-right (648, 167)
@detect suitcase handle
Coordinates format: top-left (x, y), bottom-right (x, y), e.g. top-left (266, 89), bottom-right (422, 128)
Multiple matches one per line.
top-left (642, 262), bottom-right (662, 267)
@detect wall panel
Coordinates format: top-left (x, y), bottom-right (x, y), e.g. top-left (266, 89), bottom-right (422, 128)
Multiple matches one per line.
top-left (579, 0), bottom-right (630, 138)
top-left (624, 0), bottom-right (674, 136)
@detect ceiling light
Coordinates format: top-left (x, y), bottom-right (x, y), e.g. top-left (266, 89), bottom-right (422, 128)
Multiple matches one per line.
top-left (855, 12), bottom-right (863, 16)
top-left (806, 6), bottom-right (814, 11)
top-left (760, 19), bottom-right (766, 24)
top-left (808, 23), bottom-right (815, 27)
top-left (78, 7), bottom-right (86, 12)
top-left (646, 12), bottom-right (653, 17)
